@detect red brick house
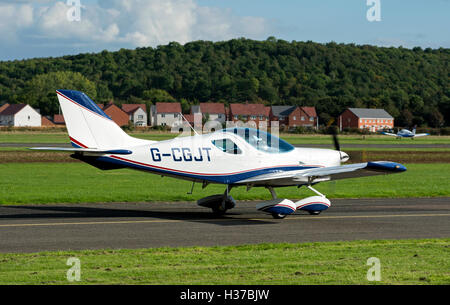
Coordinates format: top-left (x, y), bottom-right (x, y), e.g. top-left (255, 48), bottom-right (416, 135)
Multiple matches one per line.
top-left (338, 108), bottom-right (394, 132)
top-left (41, 116), bottom-right (56, 127)
top-left (53, 114), bottom-right (66, 125)
top-left (98, 102), bottom-right (129, 127)
top-left (270, 106), bottom-right (318, 129)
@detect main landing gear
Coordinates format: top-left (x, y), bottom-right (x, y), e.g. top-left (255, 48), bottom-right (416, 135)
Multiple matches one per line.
top-left (197, 186), bottom-right (236, 216)
top-left (197, 184), bottom-right (332, 219)
top-left (256, 185), bottom-right (332, 219)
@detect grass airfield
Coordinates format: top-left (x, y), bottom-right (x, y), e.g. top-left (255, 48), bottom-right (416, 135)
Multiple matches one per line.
top-left (0, 130), bottom-right (450, 145)
top-left (0, 239), bottom-right (448, 285)
top-left (0, 130), bottom-right (449, 285)
top-left (0, 163), bottom-right (449, 204)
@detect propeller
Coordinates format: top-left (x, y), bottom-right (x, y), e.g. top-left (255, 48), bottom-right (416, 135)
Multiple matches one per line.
top-left (329, 126), bottom-right (349, 163)
top-left (330, 126), bottom-right (340, 152)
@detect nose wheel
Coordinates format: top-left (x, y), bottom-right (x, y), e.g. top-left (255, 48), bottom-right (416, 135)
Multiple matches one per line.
top-left (272, 213), bottom-right (287, 219)
top-left (308, 210), bottom-right (321, 215)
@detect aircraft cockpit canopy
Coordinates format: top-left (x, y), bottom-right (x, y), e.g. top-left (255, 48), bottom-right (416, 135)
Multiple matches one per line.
top-left (223, 128), bottom-right (295, 153)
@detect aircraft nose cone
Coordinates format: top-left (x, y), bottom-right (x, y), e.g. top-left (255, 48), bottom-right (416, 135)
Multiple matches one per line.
top-left (339, 151), bottom-right (349, 163)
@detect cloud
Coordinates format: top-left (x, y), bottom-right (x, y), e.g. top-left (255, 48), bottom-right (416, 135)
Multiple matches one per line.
top-left (0, 0), bottom-right (272, 59)
top-left (0, 3), bottom-right (33, 42)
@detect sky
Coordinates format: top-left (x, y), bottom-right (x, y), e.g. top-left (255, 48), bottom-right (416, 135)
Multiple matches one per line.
top-left (0, 0), bottom-right (449, 61)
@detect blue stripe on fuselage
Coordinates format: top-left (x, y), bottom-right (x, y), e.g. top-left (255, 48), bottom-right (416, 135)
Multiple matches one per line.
top-left (96, 156), bottom-right (314, 184)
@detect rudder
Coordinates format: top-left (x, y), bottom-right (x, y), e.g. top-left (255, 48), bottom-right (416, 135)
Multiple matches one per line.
top-left (56, 90), bottom-right (146, 149)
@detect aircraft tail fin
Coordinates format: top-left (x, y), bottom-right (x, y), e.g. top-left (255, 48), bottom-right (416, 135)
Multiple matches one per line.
top-left (412, 125), bottom-right (417, 135)
top-left (56, 90), bottom-right (150, 149)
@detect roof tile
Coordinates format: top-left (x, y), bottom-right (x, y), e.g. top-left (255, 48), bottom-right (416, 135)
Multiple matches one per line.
top-left (156, 102), bottom-right (182, 113)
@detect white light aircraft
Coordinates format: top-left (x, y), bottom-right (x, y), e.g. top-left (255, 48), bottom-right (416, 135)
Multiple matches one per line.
top-left (381, 128), bottom-right (429, 139)
top-left (32, 90), bottom-right (407, 219)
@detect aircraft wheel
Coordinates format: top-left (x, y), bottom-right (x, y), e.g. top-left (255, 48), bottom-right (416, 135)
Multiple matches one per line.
top-left (211, 206), bottom-right (227, 216)
top-left (308, 211), bottom-right (321, 215)
top-left (272, 213), bottom-right (287, 219)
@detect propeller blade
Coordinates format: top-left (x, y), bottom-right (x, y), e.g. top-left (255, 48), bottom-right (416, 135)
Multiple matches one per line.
top-left (330, 127), bottom-right (340, 151)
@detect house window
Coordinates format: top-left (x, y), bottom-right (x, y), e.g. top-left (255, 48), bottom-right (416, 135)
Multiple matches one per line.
top-left (259, 116), bottom-right (264, 120)
top-left (251, 116), bottom-right (256, 120)
top-left (234, 115), bottom-right (238, 120)
top-left (28, 116), bottom-right (30, 120)
top-left (138, 115), bottom-right (144, 119)
top-left (174, 113), bottom-right (178, 118)
top-left (310, 117), bottom-right (314, 121)
top-left (161, 114), bottom-right (166, 118)
top-left (301, 116), bottom-right (304, 121)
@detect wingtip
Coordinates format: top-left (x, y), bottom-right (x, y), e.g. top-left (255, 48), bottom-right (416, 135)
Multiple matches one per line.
top-left (367, 161), bottom-right (407, 172)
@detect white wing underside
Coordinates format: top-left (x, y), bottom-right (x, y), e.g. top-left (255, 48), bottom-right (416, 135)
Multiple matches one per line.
top-left (413, 133), bottom-right (428, 137)
top-left (237, 161), bottom-right (406, 186)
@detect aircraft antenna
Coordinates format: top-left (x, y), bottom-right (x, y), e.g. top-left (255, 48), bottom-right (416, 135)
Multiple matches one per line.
top-left (180, 112), bottom-right (199, 135)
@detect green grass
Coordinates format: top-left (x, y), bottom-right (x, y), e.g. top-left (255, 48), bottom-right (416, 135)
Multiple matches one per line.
top-left (1, 131), bottom-right (450, 145)
top-left (4, 147), bottom-right (450, 152)
top-left (0, 163), bottom-right (448, 205)
top-left (0, 239), bottom-right (448, 284)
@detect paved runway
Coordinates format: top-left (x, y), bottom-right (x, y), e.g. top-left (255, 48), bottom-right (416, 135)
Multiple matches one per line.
top-left (0, 198), bottom-right (449, 253)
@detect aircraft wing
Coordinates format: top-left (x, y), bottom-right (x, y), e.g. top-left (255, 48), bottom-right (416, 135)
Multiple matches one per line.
top-left (238, 161), bottom-right (406, 185)
top-left (414, 133), bottom-right (429, 137)
top-left (381, 132), bottom-right (397, 136)
top-left (29, 147), bottom-right (133, 155)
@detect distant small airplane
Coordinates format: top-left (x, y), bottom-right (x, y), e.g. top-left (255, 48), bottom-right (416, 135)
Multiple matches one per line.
top-left (31, 90), bottom-right (407, 219)
top-left (381, 127), bottom-right (429, 139)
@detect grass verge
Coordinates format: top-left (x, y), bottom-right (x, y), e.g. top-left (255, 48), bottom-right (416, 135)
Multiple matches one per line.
top-left (0, 239), bottom-right (448, 284)
top-left (1, 131), bottom-right (450, 145)
top-left (0, 163), bottom-right (449, 204)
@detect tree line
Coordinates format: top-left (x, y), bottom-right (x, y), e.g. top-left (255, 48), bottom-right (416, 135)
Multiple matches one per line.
top-left (0, 38), bottom-right (448, 127)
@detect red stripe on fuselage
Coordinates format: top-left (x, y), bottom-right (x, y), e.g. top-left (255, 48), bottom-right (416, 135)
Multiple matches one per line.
top-left (69, 137), bottom-right (88, 148)
top-left (110, 155), bottom-right (313, 177)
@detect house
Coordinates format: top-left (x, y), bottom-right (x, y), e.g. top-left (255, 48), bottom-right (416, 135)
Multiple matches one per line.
top-left (228, 103), bottom-right (269, 125)
top-left (0, 103), bottom-right (9, 113)
top-left (122, 104), bottom-right (147, 127)
top-left (53, 114), bottom-right (66, 125)
top-left (191, 103), bottom-right (226, 123)
top-left (270, 106), bottom-right (318, 129)
top-left (97, 102), bottom-right (129, 127)
top-left (0, 104), bottom-right (41, 127)
top-left (301, 106), bottom-right (318, 129)
top-left (41, 116), bottom-right (56, 127)
top-left (338, 108), bottom-right (394, 132)
top-left (150, 102), bottom-right (182, 127)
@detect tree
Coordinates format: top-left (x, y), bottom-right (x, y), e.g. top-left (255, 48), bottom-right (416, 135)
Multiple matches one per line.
top-left (20, 71), bottom-right (97, 115)
top-left (142, 89), bottom-right (176, 103)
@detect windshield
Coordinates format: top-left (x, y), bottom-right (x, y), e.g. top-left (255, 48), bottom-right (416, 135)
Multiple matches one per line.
top-left (223, 128), bottom-right (294, 153)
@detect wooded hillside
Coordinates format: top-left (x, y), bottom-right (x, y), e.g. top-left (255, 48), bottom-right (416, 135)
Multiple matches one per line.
top-left (0, 38), bottom-right (448, 126)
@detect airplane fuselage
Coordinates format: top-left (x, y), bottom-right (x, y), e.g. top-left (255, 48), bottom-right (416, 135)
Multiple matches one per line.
top-left (96, 130), bottom-right (345, 186)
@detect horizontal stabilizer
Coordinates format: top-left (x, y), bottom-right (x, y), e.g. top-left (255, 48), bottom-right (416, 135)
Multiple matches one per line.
top-left (381, 132), bottom-right (397, 136)
top-left (29, 147), bottom-right (132, 155)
